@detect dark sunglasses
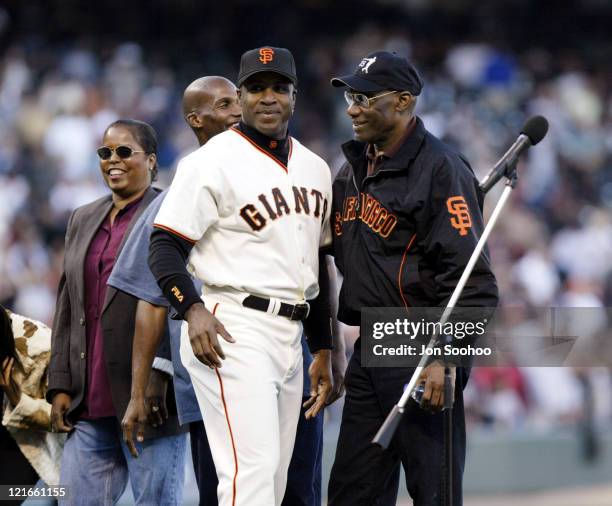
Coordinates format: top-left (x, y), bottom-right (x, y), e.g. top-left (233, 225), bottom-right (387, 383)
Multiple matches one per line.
top-left (96, 145), bottom-right (145, 160)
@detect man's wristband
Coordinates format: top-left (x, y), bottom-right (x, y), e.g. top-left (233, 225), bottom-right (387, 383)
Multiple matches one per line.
top-left (307, 334), bottom-right (333, 354)
top-left (160, 274), bottom-right (202, 320)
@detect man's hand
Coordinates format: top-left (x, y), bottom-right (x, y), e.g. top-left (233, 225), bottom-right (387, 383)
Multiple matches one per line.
top-left (0, 357), bottom-right (21, 407)
top-left (303, 349), bottom-right (333, 419)
top-left (50, 392), bottom-right (73, 433)
top-left (417, 361), bottom-right (456, 412)
top-left (185, 303), bottom-right (235, 368)
top-left (121, 370), bottom-right (169, 458)
top-left (121, 396), bottom-right (148, 458)
top-left (145, 369), bottom-right (169, 428)
top-left (327, 347), bottom-right (347, 405)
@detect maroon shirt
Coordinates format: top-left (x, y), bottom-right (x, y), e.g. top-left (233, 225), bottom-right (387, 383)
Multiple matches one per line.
top-left (82, 197), bottom-right (143, 418)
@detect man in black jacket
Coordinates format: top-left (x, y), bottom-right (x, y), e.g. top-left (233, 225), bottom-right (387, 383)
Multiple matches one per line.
top-left (327, 51), bottom-right (498, 506)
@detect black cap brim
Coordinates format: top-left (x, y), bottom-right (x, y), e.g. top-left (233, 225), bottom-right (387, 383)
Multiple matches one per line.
top-left (238, 69), bottom-right (297, 87)
top-left (330, 74), bottom-right (386, 92)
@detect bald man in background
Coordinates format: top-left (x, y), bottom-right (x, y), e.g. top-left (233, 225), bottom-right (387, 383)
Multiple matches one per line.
top-left (110, 76), bottom-right (241, 505)
top-left (182, 76), bottom-right (242, 146)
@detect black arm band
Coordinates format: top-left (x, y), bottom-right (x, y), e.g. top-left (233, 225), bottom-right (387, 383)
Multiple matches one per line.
top-left (303, 252), bottom-right (333, 353)
top-left (149, 228), bottom-right (202, 319)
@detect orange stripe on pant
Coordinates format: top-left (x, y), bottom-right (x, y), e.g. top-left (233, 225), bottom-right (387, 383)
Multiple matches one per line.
top-left (212, 302), bottom-right (239, 506)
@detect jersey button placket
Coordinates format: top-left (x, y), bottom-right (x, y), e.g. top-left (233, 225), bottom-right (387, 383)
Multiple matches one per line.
top-left (286, 163), bottom-right (307, 300)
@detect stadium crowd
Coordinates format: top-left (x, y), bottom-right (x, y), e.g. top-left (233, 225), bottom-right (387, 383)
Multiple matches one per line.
top-left (0, 7), bottom-right (611, 435)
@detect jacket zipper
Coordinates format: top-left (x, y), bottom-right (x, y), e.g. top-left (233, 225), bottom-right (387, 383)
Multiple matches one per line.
top-left (351, 168), bottom-right (397, 215)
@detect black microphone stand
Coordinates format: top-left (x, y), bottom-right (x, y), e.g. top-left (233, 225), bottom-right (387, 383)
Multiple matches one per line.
top-left (373, 159), bottom-right (520, 506)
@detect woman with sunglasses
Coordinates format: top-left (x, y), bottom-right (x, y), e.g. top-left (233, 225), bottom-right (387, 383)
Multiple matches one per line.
top-left (46, 119), bottom-right (187, 505)
top-left (1, 306), bottom-right (64, 505)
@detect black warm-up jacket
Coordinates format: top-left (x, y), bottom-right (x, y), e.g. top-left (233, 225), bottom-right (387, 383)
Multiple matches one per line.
top-left (332, 117), bottom-right (499, 326)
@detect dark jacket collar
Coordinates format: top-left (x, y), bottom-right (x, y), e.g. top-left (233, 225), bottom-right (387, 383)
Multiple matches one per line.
top-left (341, 116), bottom-right (427, 180)
top-left (101, 186), bottom-right (160, 314)
top-left (74, 187), bottom-right (161, 310)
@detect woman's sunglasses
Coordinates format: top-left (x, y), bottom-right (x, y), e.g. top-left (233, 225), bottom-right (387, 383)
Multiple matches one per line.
top-left (97, 146), bottom-right (145, 160)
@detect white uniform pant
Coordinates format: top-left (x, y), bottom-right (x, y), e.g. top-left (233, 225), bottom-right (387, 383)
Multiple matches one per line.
top-left (180, 291), bottom-right (303, 506)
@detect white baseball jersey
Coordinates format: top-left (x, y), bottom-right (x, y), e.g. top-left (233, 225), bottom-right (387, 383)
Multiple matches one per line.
top-left (155, 127), bottom-right (332, 505)
top-left (154, 127), bottom-right (332, 302)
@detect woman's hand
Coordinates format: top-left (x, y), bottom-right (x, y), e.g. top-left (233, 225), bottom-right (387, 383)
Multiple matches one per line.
top-left (50, 392), bottom-right (73, 433)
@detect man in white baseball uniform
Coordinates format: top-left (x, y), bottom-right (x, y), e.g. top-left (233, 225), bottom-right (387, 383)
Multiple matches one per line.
top-left (148, 47), bottom-right (334, 506)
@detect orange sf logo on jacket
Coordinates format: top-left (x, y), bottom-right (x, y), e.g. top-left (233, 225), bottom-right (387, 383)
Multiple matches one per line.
top-left (259, 48), bottom-right (274, 64)
top-left (447, 196), bottom-right (472, 236)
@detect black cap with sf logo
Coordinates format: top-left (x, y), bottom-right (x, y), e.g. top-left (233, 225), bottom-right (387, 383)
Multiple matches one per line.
top-left (331, 51), bottom-right (423, 95)
top-left (237, 46), bottom-right (298, 88)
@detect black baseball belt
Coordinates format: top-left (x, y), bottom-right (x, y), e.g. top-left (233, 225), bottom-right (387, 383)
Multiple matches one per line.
top-left (242, 295), bottom-right (310, 321)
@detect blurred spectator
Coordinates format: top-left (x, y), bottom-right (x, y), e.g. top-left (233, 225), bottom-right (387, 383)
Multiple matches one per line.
top-left (1, 307), bottom-right (65, 495)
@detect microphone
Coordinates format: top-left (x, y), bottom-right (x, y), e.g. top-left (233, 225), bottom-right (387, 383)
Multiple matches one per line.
top-left (479, 115), bottom-right (549, 193)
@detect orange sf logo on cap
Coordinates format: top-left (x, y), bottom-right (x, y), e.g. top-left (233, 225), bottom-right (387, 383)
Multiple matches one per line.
top-left (259, 47), bottom-right (274, 64)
